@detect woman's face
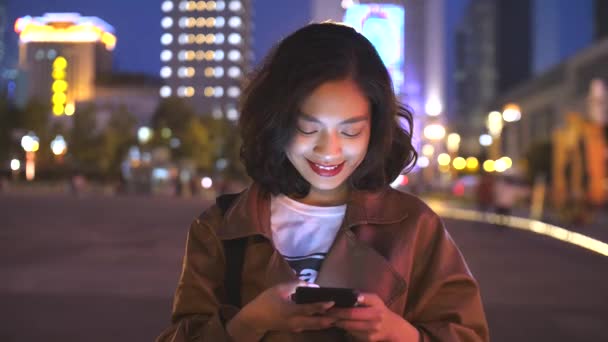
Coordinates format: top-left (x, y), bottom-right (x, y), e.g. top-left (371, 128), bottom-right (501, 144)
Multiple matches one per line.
top-left (285, 78), bottom-right (371, 205)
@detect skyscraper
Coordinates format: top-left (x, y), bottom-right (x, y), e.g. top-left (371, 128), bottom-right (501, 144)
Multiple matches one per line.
top-left (14, 13), bottom-right (115, 114)
top-left (454, 0), bottom-right (532, 152)
top-left (159, 0), bottom-right (252, 121)
top-left (0, 0), bottom-right (7, 91)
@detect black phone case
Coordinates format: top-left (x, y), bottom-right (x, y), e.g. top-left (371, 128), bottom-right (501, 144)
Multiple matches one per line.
top-left (291, 286), bottom-right (359, 308)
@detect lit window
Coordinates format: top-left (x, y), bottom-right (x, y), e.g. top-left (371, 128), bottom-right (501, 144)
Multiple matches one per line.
top-left (186, 50), bottom-right (196, 60)
top-left (227, 86), bottom-right (240, 98)
top-left (162, 1), bottom-right (174, 12)
top-left (228, 66), bottom-right (241, 78)
top-left (212, 107), bottom-right (223, 119)
top-left (35, 50), bottom-right (45, 60)
top-left (226, 107), bottom-right (239, 121)
top-left (205, 50), bottom-right (215, 60)
top-left (161, 50), bottom-right (173, 61)
top-left (214, 50), bottom-right (225, 61)
top-left (228, 33), bottom-right (242, 45)
top-left (47, 49), bottom-right (57, 60)
top-left (228, 16), bottom-right (242, 28)
top-left (179, 1), bottom-right (188, 11)
top-left (207, 17), bottom-right (216, 27)
top-left (160, 85), bottom-right (172, 97)
top-left (178, 67), bottom-right (187, 78)
top-left (161, 33), bottom-right (174, 45)
top-left (216, 1), bottom-right (226, 11)
top-left (196, 17), bottom-right (206, 27)
top-left (228, 1), bottom-right (242, 11)
top-left (161, 17), bottom-right (174, 28)
top-left (214, 86), bottom-right (224, 97)
top-left (196, 1), bottom-right (207, 11)
top-left (187, 1), bottom-right (197, 11)
top-left (188, 17), bottom-right (196, 27)
top-left (215, 33), bottom-right (225, 44)
top-left (178, 33), bottom-right (188, 44)
top-left (196, 50), bottom-right (205, 60)
top-left (178, 50), bottom-right (187, 61)
top-left (160, 66), bottom-right (172, 78)
top-left (185, 87), bottom-right (195, 97)
top-left (188, 34), bottom-right (196, 44)
top-left (204, 67), bottom-right (214, 77)
top-left (177, 86), bottom-right (187, 97)
top-left (179, 17), bottom-right (188, 28)
top-left (187, 67), bottom-right (196, 77)
top-left (207, 34), bottom-right (216, 44)
top-left (204, 86), bottom-right (215, 97)
top-left (228, 49), bottom-right (241, 61)
top-left (196, 34), bottom-right (206, 44)
top-left (214, 66), bottom-right (224, 78)
top-left (215, 16), bottom-right (225, 27)
top-left (207, 1), bottom-right (217, 10)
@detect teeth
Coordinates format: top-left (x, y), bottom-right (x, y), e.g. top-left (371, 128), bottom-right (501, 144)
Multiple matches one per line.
top-left (316, 163), bottom-right (338, 170)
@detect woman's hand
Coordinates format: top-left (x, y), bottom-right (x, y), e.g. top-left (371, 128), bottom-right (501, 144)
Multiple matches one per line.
top-left (325, 293), bottom-right (419, 342)
top-left (227, 281), bottom-right (337, 341)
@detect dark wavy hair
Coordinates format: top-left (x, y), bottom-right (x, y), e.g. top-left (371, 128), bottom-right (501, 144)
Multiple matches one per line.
top-left (239, 22), bottom-right (417, 197)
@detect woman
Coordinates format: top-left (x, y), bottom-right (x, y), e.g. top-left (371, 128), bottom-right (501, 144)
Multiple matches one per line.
top-left (157, 22), bottom-right (489, 341)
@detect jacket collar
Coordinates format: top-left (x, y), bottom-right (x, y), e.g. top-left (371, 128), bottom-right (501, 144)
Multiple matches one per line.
top-left (217, 183), bottom-right (409, 240)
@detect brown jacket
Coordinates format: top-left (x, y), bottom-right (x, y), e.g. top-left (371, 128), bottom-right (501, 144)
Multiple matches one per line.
top-left (157, 184), bottom-right (489, 341)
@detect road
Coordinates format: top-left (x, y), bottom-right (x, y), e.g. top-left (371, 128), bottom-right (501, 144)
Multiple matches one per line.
top-left (1, 193), bottom-right (607, 341)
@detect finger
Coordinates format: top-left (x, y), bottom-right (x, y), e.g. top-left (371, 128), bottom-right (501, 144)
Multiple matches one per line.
top-left (356, 293), bottom-right (384, 307)
top-left (335, 319), bottom-right (381, 333)
top-left (326, 307), bottom-right (381, 321)
top-left (288, 315), bottom-right (337, 332)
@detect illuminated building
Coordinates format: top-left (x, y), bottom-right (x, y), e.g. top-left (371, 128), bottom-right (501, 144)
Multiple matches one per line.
top-left (14, 13), bottom-right (116, 113)
top-left (160, 0), bottom-right (252, 121)
top-left (454, 0), bottom-right (532, 155)
top-left (0, 0), bottom-right (7, 91)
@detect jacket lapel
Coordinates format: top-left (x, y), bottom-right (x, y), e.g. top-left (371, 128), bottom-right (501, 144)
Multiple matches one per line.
top-left (315, 228), bottom-right (407, 306)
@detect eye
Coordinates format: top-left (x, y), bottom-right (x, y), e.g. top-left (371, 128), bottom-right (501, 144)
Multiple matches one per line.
top-left (342, 130), bottom-right (362, 137)
top-left (297, 127), bottom-right (318, 135)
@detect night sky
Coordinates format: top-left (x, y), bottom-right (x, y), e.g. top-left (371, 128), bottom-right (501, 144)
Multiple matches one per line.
top-left (5, 0), bottom-right (311, 75)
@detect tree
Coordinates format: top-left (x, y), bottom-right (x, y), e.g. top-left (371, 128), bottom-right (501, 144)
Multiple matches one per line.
top-left (70, 104), bottom-right (102, 175)
top-left (97, 106), bottom-right (137, 178)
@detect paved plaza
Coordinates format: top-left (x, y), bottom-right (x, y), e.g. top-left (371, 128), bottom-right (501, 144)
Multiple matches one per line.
top-left (1, 193), bottom-right (607, 341)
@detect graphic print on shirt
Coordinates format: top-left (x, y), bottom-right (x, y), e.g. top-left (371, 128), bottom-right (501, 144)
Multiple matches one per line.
top-left (284, 252), bottom-right (326, 283)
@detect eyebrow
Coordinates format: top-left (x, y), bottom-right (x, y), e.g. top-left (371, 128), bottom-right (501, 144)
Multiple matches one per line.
top-left (299, 113), bottom-right (369, 125)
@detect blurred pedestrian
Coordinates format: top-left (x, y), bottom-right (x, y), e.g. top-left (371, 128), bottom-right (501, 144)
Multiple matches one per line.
top-left (157, 22), bottom-right (488, 342)
top-left (476, 172), bottom-right (495, 213)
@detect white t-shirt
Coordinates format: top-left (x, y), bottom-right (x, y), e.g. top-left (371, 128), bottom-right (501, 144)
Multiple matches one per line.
top-left (270, 195), bottom-right (346, 284)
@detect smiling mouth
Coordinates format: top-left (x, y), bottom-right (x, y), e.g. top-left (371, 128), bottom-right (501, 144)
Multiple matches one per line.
top-left (306, 160), bottom-right (345, 177)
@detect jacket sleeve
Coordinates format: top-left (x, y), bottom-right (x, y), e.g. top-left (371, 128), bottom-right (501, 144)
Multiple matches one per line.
top-left (406, 211), bottom-right (490, 342)
top-left (156, 209), bottom-right (238, 342)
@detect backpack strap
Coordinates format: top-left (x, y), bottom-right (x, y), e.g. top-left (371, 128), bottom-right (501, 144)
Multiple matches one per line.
top-left (214, 192), bottom-right (247, 308)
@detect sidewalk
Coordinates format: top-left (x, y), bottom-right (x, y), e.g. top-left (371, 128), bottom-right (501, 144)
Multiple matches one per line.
top-left (427, 196), bottom-right (608, 244)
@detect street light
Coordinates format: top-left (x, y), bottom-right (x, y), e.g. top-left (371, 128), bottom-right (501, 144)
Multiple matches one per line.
top-left (20, 131), bottom-right (39, 181)
top-left (486, 111), bottom-right (504, 159)
top-left (137, 126), bottom-right (153, 144)
top-left (502, 103), bottom-right (521, 122)
top-left (446, 133), bottom-right (461, 154)
top-left (50, 135), bottom-right (68, 161)
top-left (423, 123), bottom-right (446, 141)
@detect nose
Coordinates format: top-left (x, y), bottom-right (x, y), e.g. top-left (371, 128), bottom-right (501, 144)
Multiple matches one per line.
top-left (314, 130), bottom-right (342, 162)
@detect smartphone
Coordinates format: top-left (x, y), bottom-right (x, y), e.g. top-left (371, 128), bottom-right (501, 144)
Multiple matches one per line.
top-left (291, 286), bottom-right (359, 308)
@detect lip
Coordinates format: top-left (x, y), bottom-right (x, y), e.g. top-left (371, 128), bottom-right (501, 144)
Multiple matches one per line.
top-left (306, 160), bottom-right (345, 177)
